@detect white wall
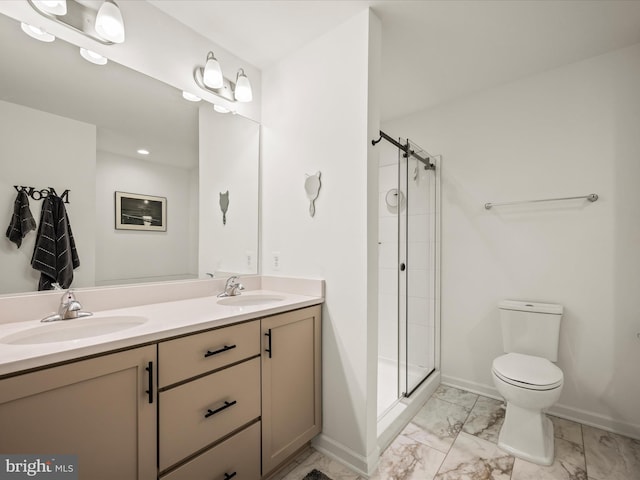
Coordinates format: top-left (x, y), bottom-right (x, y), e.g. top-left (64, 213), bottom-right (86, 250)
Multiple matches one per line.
top-left (385, 43), bottom-right (640, 438)
top-left (95, 151), bottom-right (197, 285)
top-left (261, 9), bottom-right (382, 474)
top-left (0, 100), bottom-right (96, 294)
top-left (198, 105), bottom-right (260, 277)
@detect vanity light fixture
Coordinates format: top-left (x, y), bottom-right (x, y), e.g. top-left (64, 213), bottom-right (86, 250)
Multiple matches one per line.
top-left (193, 53), bottom-right (253, 105)
top-left (32, 0), bottom-right (67, 16)
top-left (27, 0), bottom-right (126, 45)
top-left (95, 0), bottom-right (125, 44)
top-left (234, 69), bottom-right (253, 102)
top-left (20, 22), bottom-right (55, 42)
top-left (182, 91), bottom-right (202, 102)
top-left (203, 52), bottom-right (224, 89)
top-left (80, 47), bottom-right (107, 65)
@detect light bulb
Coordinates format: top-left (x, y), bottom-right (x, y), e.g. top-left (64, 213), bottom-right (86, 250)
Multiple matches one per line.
top-left (95, 0), bottom-right (125, 44)
top-left (234, 69), bottom-right (253, 102)
top-left (32, 0), bottom-right (67, 15)
top-left (213, 104), bottom-right (230, 114)
top-left (203, 52), bottom-right (223, 89)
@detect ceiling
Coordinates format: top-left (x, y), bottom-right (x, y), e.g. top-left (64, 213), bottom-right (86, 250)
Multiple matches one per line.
top-left (148, 0), bottom-right (640, 121)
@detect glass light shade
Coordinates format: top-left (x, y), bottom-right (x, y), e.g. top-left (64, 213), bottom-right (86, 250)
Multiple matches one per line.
top-left (32, 0), bottom-right (67, 15)
top-left (137, 149), bottom-right (150, 155)
top-left (234, 69), bottom-right (253, 102)
top-left (182, 91), bottom-right (201, 102)
top-left (95, 0), bottom-right (125, 44)
top-left (203, 52), bottom-right (223, 89)
top-left (20, 22), bottom-right (55, 42)
top-left (80, 48), bottom-right (107, 65)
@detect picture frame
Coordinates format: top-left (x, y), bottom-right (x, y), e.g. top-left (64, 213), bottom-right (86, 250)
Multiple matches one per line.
top-left (115, 191), bottom-right (167, 231)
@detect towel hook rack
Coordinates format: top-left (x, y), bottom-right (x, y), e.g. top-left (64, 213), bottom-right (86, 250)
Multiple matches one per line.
top-left (13, 185), bottom-right (70, 204)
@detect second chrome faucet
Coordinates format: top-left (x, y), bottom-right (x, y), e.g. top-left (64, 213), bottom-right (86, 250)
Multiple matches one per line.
top-left (217, 276), bottom-right (244, 298)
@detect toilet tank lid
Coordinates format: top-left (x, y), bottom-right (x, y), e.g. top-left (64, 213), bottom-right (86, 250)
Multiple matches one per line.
top-left (499, 300), bottom-right (563, 315)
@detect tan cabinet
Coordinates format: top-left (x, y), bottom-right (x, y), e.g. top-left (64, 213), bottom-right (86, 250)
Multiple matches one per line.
top-left (0, 345), bottom-right (157, 480)
top-left (261, 305), bottom-right (322, 475)
top-left (158, 319), bottom-right (261, 477)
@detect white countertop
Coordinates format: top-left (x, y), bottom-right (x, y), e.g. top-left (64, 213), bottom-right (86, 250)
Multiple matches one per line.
top-left (0, 289), bottom-right (323, 377)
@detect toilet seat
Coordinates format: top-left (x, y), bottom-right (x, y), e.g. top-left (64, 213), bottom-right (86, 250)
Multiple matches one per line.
top-left (493, 353), bottom-right (563, 391)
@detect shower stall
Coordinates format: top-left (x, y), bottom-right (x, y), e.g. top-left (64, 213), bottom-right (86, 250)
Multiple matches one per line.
top-left (375, 132), bottom-right (440, 440)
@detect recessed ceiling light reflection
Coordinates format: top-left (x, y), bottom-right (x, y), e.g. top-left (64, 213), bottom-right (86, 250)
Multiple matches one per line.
top-left (182, 91), bottom-right (201, 102)
top-left (20, 22), bottom-right (55, 42)
top-left (80, 48), bottom-right (108, 65)
top-left (137, 149), bottom-right (150, 155)
top-left (213, 104), bottom-right (230, 114)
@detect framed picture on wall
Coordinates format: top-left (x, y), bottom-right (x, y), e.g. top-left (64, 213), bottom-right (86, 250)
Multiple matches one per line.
top-left (115, 191), bottom-right (167, 231)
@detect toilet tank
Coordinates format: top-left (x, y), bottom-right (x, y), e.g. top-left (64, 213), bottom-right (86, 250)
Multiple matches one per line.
top-left (499, 300), bottom-right (563, 362)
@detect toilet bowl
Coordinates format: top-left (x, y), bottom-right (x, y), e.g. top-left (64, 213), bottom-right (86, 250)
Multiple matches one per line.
top-left (492, 352), bottom-right (563, 465)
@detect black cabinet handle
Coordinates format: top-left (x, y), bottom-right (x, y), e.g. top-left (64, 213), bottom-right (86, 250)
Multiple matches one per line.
top-left (204, 400), bottom-right (237, 419)
top-left (224, 473), bottom-right (237, 480)
top-left (204, 344), bottom-right (237, 358)
top-left (264, 329), bottom-right (272, 358)
top-left (145, 361), bottom-right (153, 404)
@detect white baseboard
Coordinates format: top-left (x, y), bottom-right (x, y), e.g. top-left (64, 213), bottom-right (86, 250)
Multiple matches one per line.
top-left (441, 374), bottom-right (640, 440)
top-left (312, 434), bottom-right (377, 477)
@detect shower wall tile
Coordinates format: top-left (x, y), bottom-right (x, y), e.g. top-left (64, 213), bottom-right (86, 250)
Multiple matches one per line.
top-left (408, 214), bottom-right (430, 242)
top-left (379, 164), bottom-right (399, 192)
top-left (408, 241), bottom-right (430, 269)
top-left (379, 215), bottom-right (399, 242)
top-left (408, 297), bottom-right (430, 325)
top-left (408, 322), bottom-right (431, 367)
top-left (408, 268), bottom-right (430, 298)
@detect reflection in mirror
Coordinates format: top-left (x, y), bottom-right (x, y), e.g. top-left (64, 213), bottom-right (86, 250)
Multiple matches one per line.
top-left (0, 12), bottom-right (259, 296)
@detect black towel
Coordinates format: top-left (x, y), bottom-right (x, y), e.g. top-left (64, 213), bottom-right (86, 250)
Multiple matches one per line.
top-left (31, 195), bottom-right (80, 290)
top-left (5, 190), bottom-right (36, 248)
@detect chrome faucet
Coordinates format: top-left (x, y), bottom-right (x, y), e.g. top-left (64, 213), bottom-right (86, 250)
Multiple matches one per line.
top-left (217, 276), bottom-right (244, 297)
top-left (41, 290), bottom-right (93, 322)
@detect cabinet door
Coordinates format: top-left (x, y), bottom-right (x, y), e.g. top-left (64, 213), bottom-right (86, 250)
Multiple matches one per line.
top-left (261, 305), bottom-right (322, 475)
top-left (0, 345), bottom-right (156, 480)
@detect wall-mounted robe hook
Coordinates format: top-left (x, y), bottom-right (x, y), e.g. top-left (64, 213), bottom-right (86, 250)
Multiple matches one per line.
top-left (219, 191), bottom-right (229, 225)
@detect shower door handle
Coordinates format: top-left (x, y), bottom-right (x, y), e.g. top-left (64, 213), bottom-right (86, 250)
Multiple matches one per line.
top-left (400, 263), bottom-right (406, 271)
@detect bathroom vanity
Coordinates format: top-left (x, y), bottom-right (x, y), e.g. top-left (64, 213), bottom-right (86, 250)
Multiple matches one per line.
top-left (0, 277), bottom-right (323, 480)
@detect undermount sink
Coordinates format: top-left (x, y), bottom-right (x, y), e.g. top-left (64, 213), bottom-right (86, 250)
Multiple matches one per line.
top-left (0, 315), bottom-right (148, 345)
top-left (217, 294), bottom-right (286, 307)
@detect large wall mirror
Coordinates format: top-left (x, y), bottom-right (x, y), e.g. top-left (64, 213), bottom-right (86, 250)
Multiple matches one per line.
top-left (0, 12), bottom-right (259, 296)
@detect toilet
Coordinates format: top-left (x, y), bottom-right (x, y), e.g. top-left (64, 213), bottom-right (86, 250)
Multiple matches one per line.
top-left (491, 300), bottom-right (564, 466)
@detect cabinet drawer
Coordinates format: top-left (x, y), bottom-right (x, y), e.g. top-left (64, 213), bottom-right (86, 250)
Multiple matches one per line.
top-left (159, 320), bottom-right (259, 387)
top-left (159, 357), bottom-right (260, 471)
top-left (161, 421), bottom-right (260, 480)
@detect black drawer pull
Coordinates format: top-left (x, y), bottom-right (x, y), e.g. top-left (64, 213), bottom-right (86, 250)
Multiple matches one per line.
top-left (265, 329), bottom-right (272, 358)
top-left (224, 473), bottom-right (237, 480)
top-left (145, 362), bottom-right (153, 404)
top-left (204, 400), bottom-right (237, 418)
top-left (204, 344), bottom-right (237, 358)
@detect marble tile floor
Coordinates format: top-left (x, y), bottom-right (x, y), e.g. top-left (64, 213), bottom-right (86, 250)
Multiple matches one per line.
top-left (275, 385), bottom-right (640, 480)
